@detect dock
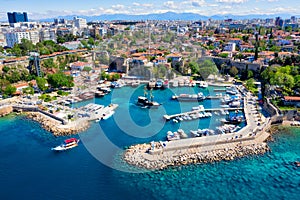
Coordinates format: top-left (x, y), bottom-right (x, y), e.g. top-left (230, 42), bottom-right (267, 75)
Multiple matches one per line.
top-left (88, 104), bottom-right (118, 121)
top-left (163, 107), bottom-right (243, 121)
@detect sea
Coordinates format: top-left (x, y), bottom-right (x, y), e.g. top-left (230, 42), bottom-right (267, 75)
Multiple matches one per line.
top-left (0, 85), bottom-right (299, 200)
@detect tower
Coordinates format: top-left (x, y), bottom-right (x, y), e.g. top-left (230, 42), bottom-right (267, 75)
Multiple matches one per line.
top-left (28, 52), bottom-right (42, 77)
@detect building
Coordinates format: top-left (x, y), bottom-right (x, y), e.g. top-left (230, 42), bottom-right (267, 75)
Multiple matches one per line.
top-left (5, 30), bottom-right (40, 47)
top-left (223, 42), bottom-right (236, 52)
top-left (283, 96), bottom-right (300, 107)
top-left (70, 61), bottom-right (92, 71)
top-left (39, 29), bottom-right (56, 42)
top-left (7, 12), bottom-right (28, 24)
top-left (74, 17), bottom-right (87, 29)
top-left (5, 31), bottom-right (30, 47)
top-left (29, 31), bottom-right (39, 44)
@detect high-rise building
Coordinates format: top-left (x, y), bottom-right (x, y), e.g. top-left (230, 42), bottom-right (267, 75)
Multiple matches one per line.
top-left (7, 12), bottom-right (28, 24)
top-left (74, 17), bottom-right (87, 29)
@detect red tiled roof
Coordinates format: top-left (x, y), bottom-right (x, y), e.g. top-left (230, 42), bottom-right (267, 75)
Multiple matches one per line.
top-left (284, 96), bottom-right (300, 101)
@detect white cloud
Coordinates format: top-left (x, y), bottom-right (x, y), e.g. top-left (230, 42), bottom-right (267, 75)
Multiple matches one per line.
top-left (111, 4), bottom-right (125, 10)
top-left (133, 2), bottom-right (153, 7)
top-left (216, 0), bottom-right (248, 3)
top-left (191, 0), bottom-right (206, 7)
top-left (163, 1), bottom-right (177, 9)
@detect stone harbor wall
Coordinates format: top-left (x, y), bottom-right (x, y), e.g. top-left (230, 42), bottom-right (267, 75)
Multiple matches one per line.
top-left (26, 112), bottom-right (90, 136)
top-left (123, 142), bottom-right (270, 170)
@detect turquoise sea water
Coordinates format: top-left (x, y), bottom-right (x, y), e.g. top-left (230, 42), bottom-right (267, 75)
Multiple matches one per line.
top-left (0, 86), bottom-right (299, 199)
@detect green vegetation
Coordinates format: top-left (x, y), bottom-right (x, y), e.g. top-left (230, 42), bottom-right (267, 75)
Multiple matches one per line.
top-left (57, 90), bottom-right (70, 96)
top-left (47, 73), bottom-right (74, 89)
top-left (38, 94), bottom-right (56, 102)
top-left (22, 86), bottom-right (34, 95)
top-left (7, 39), bottom-right (68, 57)
top-left (36, 77), bottom-right (48, 91)
top-left (3, 84), bottom-right (17, 96)
top-left (188, 59), bottom-right (218, 80)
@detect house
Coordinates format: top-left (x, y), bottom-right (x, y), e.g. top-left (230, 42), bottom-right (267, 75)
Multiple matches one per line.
top-left (166, 53), bottom-right (182, 62)
top-left (131, 56), bottom-right (148, 66)
top-left (229, 38), bottom-right (242, 47)
top-left (153, 56), bottom-right (167, 65)
top-left (70, 61), bottom-right (93, 71)
top-left (283, 96), bottom-right (300, 107)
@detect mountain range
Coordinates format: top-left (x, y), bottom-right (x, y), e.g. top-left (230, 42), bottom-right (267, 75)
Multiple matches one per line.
top-left (33, 12), bottom-right (300, 22)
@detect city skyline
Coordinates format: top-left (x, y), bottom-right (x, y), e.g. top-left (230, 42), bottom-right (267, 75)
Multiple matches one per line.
top-left (0, 0), bottom-right (300, 21)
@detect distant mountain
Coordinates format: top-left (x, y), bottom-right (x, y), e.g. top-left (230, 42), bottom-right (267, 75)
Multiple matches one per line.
top-left (37, 12), bottom-right (300, 22)
top-left (39, 12), bottom-right (209, 22)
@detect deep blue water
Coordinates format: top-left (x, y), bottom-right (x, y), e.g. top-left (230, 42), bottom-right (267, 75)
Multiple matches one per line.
top-left (0, 86), bottom-right (299, 199)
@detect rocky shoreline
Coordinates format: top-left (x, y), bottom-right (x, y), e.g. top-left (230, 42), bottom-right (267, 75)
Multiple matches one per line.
top-left (26, 112), bottom-right (90, 136)
top-left (123, 142), bottom-right (270, 170)
top-left (0, 106), bottom-right (13, 117)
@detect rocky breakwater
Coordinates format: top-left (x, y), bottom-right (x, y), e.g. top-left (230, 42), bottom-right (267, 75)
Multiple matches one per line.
top-left (27, 112), bottom-right (90, 136)
top-left (0, 105), bottom-right (13, 117)
top-left (123, 142), bottom-right (270, 170)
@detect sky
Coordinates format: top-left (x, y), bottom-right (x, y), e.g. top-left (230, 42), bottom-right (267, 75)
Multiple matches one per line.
top-left (0, 0), bottom-right (299, 20)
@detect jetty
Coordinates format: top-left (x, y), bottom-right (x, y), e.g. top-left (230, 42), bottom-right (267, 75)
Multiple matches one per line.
top-left (163, 107), bottom-right (243, 121)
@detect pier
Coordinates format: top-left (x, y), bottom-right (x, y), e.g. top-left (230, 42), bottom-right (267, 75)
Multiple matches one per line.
top-left (163, 107), bottom-right (243, 121)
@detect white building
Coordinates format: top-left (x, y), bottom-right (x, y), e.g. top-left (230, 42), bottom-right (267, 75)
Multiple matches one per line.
top-left (74, 17), bottom-right (87, 29)
top-left (39, 29), bottom-right (56, 42)
top-left (223, 42), bottom-right (236, 52)
top-left (5, 31), bottom-right (30, 47)
top-left (5, 30), bottom-right (40, 47)
top-left (29, 31), bottom-right (40, 44)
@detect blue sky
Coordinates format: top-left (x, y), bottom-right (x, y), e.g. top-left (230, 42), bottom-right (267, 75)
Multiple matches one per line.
top-left (0, 0), bottom-right (299, 20)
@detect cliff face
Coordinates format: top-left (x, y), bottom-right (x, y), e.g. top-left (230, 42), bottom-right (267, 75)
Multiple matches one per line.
top-left (0, 106), bottom-right (13, 117)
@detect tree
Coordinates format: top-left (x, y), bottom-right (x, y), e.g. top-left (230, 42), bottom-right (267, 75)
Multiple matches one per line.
top-left (219, 53), bottom-right (229, 58)
top-left (254, 33), bottom-right (259, 60)
top-left (36, 77), bottom-right (48, 92)
top-left (0, 79), bottom-right (10, 92)
top-left (188, 61), bottom-right (199, 75)
top-left (198, 59), bottom-right (218, 80)
top-left (4, 84), bottom-right (16, 96)
top-left (83, 66), bottom-right (92, 72)
top-left (47, 73), bottom-right (74, 88)
top-left (22, 86), bottom-right (34, 95)
top-left (246, 78), bottom-right (255, 89)
top-left (229, 66), bottom-right (239, 77)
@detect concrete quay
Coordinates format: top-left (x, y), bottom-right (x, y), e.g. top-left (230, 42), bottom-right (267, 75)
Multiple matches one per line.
top-left (163, 107), bottom-right (243, 121)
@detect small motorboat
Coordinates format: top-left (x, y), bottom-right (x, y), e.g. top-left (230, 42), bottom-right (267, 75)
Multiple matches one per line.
top-left (51, 138), bottom-right (80, 151)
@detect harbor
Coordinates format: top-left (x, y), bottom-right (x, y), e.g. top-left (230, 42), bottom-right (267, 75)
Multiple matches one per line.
top-left (123, 85), bottom-right (273, 169)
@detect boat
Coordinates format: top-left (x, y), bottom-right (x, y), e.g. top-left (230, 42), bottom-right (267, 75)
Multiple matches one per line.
top-left (199, 81), bottom-right (208, 88)
top-left (155, 79), bottom-right (163, 89)
top-left (95, 91), bottom-right (105, 98)
top-left (172, 92), bottom-right (206, 101)
top-left (172, 80), bottom-right (178, 87)
top-left (167, 131), bottom-right (181, 141)
top-left (220, 116), bottom-right (244, 124)
top-left (51, 138), bottom-right (80, 151)
top-left (226, 86), bottom-right (239, 95)
top-left (101, 110), bottom-right (115, 120)
top-left (163, 79), bottom-right (169, 88)
top-left (229, 101), bottom-right (241, 108)
top-left (97, 87), bottom-right (111, 94)
top-left (148, 79), bottom-right (156, 88)
top-left (136, 96), bottom-right (160, 108)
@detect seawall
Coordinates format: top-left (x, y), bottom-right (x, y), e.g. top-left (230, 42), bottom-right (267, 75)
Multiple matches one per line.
top-left (26, 112), bottom-right (90, 136)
